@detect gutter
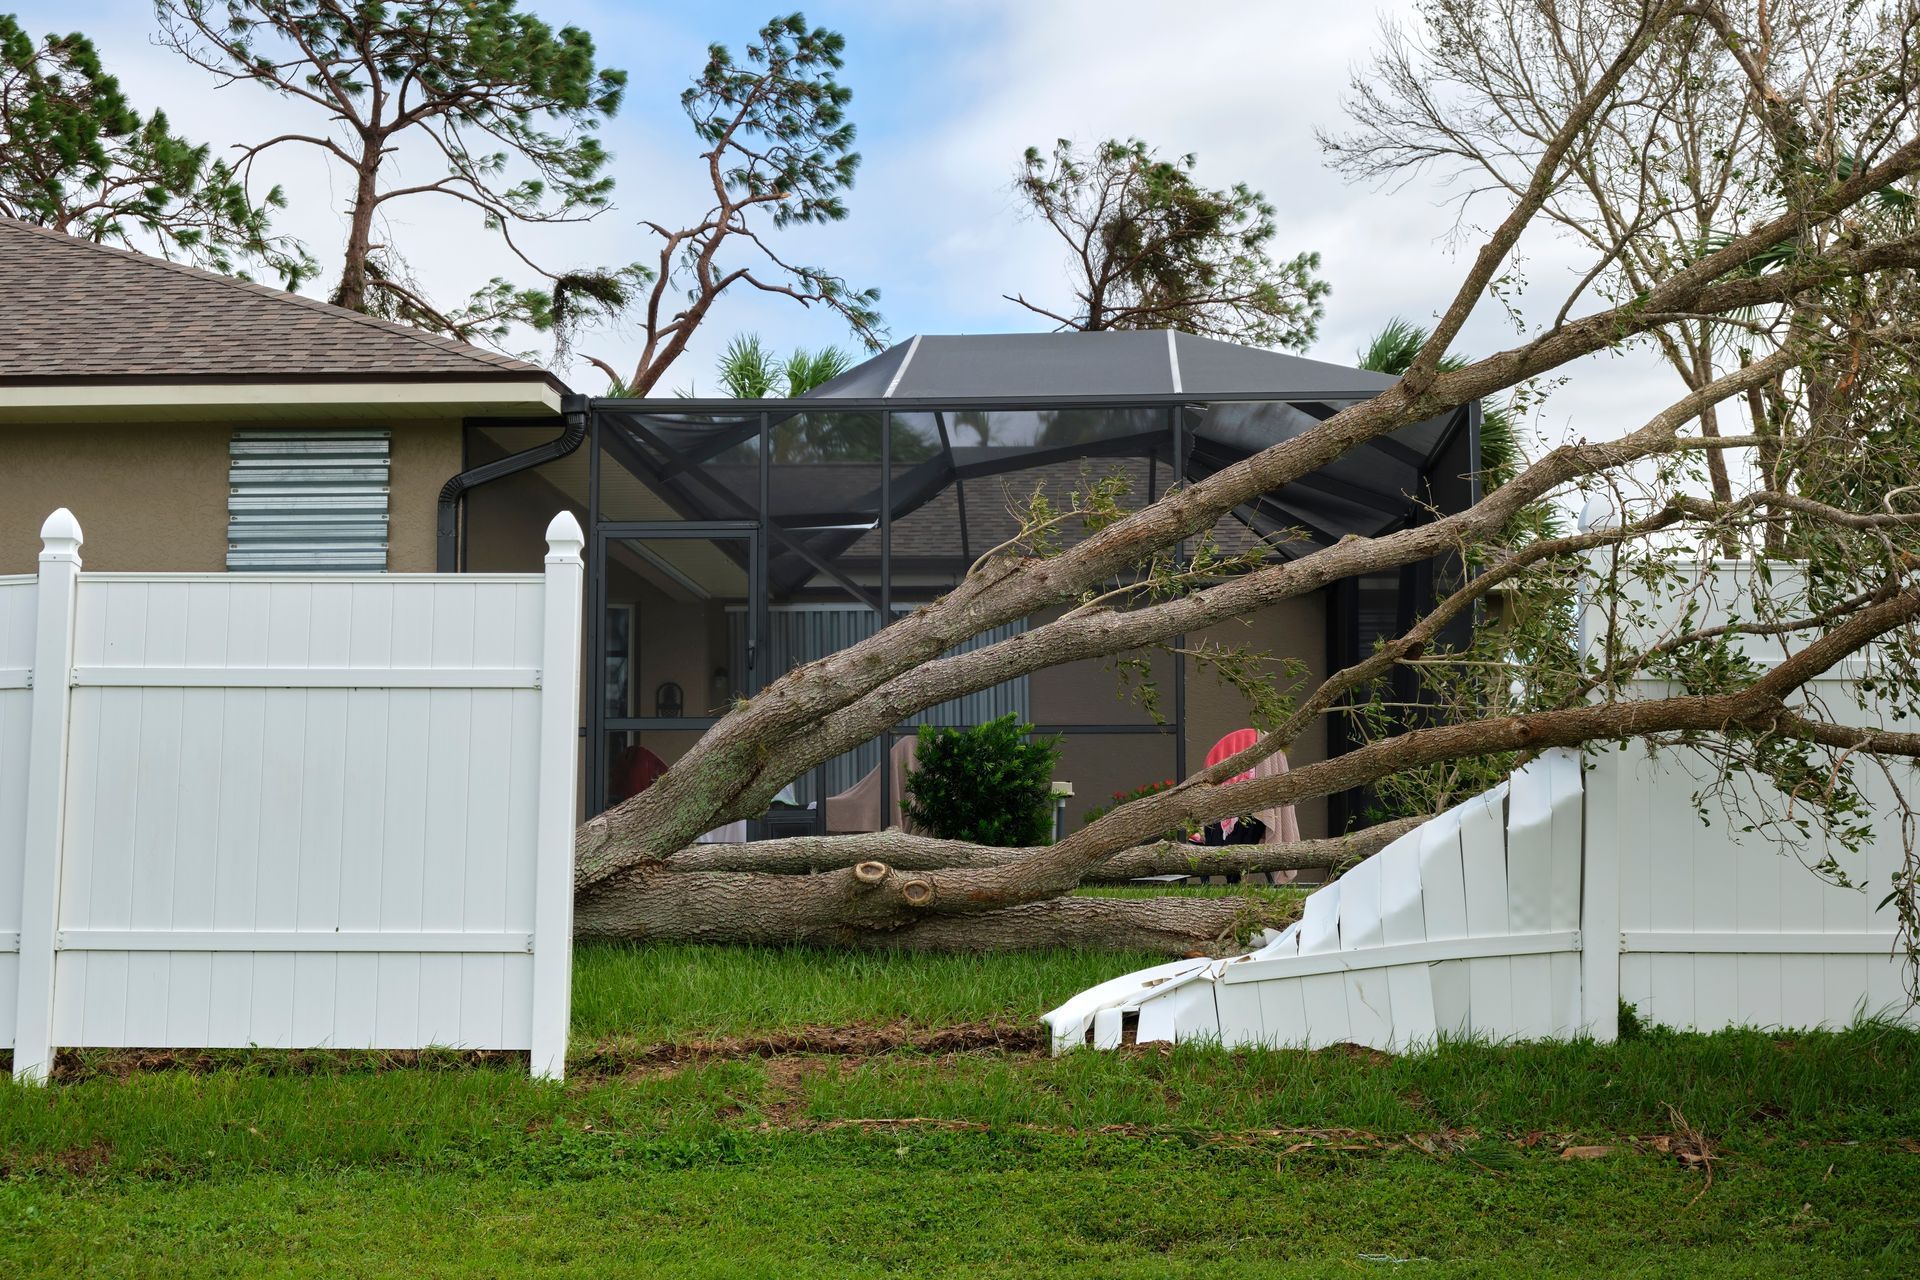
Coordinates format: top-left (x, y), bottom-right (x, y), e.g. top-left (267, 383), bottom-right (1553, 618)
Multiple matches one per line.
top-left (437, 392), bottom-right (589, 571)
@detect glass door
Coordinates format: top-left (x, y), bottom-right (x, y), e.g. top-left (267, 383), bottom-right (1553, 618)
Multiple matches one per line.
top-left (590, 522), bottom-right (762, 818)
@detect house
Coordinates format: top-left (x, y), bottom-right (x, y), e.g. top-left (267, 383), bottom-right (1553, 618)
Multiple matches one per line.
top-left (0, 215), bottom-right (569, 575)
top-left (0, 217), bottom-right (1479, 835)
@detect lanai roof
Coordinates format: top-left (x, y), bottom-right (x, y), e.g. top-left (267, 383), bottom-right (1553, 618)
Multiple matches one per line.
top-left (806, 330), bottom-right (1399, 402)
top-left (594, 330), bottom-right (1477, 596)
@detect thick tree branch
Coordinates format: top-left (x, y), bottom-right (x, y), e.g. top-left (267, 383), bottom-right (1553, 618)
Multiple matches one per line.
top-left (654, 816), bottom-right (1426, 880)
top-left (1084, 817), bottom-right (1430, 882)
top-left (798, 583), bottom-right (1920, 924)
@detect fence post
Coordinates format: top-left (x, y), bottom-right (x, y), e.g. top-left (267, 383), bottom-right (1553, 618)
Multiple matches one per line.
top-left (1579, 748), bottom-right (1622, 1042)
top-left (529, 512), bottom-right (585, 1080)
top-left (13, 510), bottom-right (82, 1082)
top-left (1575, 496), bottom-right (1621, 1042)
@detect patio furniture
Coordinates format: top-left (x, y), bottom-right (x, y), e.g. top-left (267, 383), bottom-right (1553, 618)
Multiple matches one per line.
top-left (608, 743), bottom-right (669, 806)
top-left (825, 736), bottom-right (921, 833)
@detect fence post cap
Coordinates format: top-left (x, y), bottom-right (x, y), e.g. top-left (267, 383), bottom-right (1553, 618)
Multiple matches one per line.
top-left (39, 508), bottom-right (83, 561)
top-left (544, 510), bottom-right (585, 563)
top-left (1576, 493), bottom-right (1618, 533)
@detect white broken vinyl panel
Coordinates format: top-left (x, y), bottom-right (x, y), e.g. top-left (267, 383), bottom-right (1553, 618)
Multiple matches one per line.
top-left (1044, 738), bottom-right (1916, 1054)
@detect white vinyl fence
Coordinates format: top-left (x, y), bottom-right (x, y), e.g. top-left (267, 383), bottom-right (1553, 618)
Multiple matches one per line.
top-left (3, 509), bottom-right (584, 1082)
top-left (1046, 560), bottom-right (1918, 1052)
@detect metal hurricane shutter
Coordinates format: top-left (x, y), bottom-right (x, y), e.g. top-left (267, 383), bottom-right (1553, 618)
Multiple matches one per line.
top-left (227, 429), bottom-right (391, 571)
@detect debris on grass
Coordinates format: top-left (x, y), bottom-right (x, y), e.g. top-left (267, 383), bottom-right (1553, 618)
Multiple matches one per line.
top-left (1660, 1103), bottom-right (1719, 1204)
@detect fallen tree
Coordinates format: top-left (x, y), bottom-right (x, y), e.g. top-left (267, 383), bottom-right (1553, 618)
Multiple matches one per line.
top-left (571, 0), bottom-right (1920, 960)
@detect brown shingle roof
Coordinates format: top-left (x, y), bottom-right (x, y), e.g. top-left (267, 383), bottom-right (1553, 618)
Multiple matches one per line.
top-left (0, 216), bottom-right (563, 388)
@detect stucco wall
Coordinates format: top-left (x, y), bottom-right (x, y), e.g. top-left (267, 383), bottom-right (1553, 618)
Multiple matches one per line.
top-left (1184, 593), bottom-right (1330, 838)
top-left (0, 421), bottom-right (227, 572)
top-left (0, 420), bottom-right (462, 573)
top-left (1001, 596), bottom-right (1331, 836)
top-left (462, 437), bottom-right (585, 573)
top-left (387, 420), bottom-right (464, 572)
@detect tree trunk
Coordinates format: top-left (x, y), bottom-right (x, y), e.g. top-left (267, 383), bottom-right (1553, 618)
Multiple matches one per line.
top-left (569, 821), bottom-right (1418, 954)
top-left (573, 864), bottom-right (1296, 954)
top-left (332, 140), bottom-right (382, 313)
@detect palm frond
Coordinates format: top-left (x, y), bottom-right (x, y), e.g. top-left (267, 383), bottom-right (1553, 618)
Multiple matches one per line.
top-left (715, 334), bottom-right (780, 399)
top-left (1357, 317), bottom-right (1429, 376)
top-left (784, 344), bottom-right (853, 396)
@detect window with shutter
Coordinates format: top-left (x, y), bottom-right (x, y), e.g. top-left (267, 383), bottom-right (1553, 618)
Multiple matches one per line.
top-left (227, 429), bottom-right (391, 571)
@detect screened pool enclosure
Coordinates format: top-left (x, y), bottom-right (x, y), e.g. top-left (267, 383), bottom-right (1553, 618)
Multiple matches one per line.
top-left (459, 331), bottom-right (1479, 837)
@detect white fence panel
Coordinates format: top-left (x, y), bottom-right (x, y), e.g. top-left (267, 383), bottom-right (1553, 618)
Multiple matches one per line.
top-left (1459, 782), bottom-right (1515, 1039)
top-left (1595, 685), bottom-right (1915, 1035)
top-left (7, 510), bottom-right (583, 1081)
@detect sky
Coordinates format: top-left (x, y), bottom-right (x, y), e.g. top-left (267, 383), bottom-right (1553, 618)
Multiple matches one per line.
top-left (26, 0), bottom-right (1679, 455)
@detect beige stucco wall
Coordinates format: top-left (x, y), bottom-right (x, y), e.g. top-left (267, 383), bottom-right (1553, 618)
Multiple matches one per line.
top-left (0, 421), bottom-right (227, 573)
top-left (0, 419), bottom-right (462, 574)
top-left (1023, 594), bottom-right (1330, 837)
top-left (387, 420), bottom-right (464, 572)
top-left (1184, 594), bottom-right (1330, 838)
top-left (462, 442), bottom-right (585, 574)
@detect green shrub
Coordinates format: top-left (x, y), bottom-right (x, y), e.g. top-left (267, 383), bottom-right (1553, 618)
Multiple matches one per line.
top-left (902, 715), bottom-right (1061, 845)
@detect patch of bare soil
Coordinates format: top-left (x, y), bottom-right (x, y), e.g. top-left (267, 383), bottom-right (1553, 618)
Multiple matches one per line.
top-left (0, 1138), bottom-right (114, 1179)
top-left (573, 1019), bottom-right (1044, 1076)
top-left (28, 1024), bottom-right (1039, 1084)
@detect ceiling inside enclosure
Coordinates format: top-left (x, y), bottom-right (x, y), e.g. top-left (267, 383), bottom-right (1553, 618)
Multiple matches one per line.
top-left (607, 537), bottom-right (752, 602)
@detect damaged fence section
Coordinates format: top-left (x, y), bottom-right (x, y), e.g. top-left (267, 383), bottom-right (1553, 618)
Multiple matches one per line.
top-left (1046, 562), bottom-right (1918, 1054)
top-left (2, 510), bottom-right (584, 1082)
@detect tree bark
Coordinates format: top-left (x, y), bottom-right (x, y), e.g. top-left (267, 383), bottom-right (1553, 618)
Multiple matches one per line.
top-left (663, 816), bottom-right (1426, 879)
top-left (574, 866), bottom-right (1292, 954)
top-left (1084, 817), bottom-right (1427, 881)
top-left (333, 138), bottom-right (382, 313)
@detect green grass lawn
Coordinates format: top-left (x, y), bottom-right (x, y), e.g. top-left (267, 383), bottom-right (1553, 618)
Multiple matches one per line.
top-left (2, 941), bottom-right (1917, 1277)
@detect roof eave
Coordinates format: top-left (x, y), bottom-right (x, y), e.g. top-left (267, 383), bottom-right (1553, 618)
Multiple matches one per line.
top-left (0, 375), bottom-right (565, 424)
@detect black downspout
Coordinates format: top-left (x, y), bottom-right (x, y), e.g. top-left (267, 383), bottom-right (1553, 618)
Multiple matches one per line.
top-left (436, 392), bottom-right (590, 571)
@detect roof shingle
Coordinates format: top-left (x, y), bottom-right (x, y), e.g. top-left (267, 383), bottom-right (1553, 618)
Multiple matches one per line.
top-left (0, 216), bottom-right (560, 387)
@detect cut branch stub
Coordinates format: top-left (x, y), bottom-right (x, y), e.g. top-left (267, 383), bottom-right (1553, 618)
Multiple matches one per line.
top-left (853, 860), bottom-right (891, 885)
top-left (899, 878), bottom-right (937, 908)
